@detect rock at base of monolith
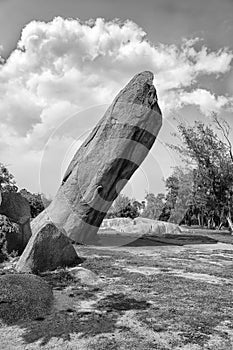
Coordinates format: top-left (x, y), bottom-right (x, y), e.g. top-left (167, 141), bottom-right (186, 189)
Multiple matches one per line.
top-left (0, 273), bottom-right (53, 324)
top-left (16, 223), bottom-right (82, 274)
top-left (33, 71), bottom-right (162, 244)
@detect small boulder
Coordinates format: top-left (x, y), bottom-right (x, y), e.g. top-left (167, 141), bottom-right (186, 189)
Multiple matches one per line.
top-left (16, 222), bottom-right (82, 274)
top-left (0, 273), bottom-right (53, 324)
top-left (68, 267), bottom-right (102, 286)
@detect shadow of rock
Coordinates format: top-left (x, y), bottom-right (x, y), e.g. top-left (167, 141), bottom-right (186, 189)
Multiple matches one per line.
top-left (21, 310), bottom-right (120, 346)
top-left (96, 292), bottom-right (151, 311)
top-left (124, 234), bottom-right (218, 247)
top-left (19, 293), bottom-right (150, 345)
top-left (8, 292), bottom-right (150, 346)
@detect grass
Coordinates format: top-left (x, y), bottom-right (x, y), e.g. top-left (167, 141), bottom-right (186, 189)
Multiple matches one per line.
top-left (0, 230), bottom-right (233, 349)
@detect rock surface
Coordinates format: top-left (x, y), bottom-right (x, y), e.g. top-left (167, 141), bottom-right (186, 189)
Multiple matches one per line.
top-left (0, 273), bottom-right (53, 324)
top-left (32, 71), bottom-right (162, 243)
top-left (101, 217), bottom-right (182, 235)
top-left (0, 192), bottom-right (32, 250)
top-left (133, 217), bottom-right (182, 235)
top-left (16, 222), bottom-right (81, 273)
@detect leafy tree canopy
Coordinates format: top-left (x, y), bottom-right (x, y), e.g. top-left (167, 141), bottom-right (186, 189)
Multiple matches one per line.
top-left (0, 163), bottom-right (18, 193)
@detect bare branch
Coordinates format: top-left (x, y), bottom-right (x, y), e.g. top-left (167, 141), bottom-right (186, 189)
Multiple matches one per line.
top-left (211, 113), bottom-right (233, 162)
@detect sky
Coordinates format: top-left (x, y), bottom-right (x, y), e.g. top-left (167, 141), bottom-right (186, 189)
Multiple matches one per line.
top-left (0, 0), bottom-right (233, 200)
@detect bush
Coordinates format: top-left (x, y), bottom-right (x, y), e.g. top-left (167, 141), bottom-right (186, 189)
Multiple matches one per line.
top-left (19, 189), bottom-right (45, 218)
top-left (0, 215), bottom-right (19, 263)
top-left (106, 194), bottom-right (139, 219)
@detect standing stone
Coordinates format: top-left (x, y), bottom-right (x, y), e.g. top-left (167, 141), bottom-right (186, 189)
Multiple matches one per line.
top-left (31, 71), bottom-right (162, 243)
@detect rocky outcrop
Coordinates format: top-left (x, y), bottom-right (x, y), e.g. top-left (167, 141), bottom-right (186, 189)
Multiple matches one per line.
top-left (0, 192), bottom-right (32, 251)
top-left (0, 273), bottom-right (53, 324)
top-left (16, 222), bottom-right (82, 274)
top-left (132, 217), bottom-right (182, 235)
top-left (101, 218), bottom-right (133, 229)
top-left (101, 217), bottom-right (182, 235)
top-left (32, 71), bottom-right (162, 244)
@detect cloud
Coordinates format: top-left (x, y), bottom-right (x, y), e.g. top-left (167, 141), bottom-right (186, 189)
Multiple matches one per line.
top-left (179, 89), bottom-right (233, 116)
top-left (0, 16), bottom-right (232, 192)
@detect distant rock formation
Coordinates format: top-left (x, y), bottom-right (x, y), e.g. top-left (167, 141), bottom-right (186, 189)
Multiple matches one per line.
top-left (0, 191), bottom-right (32, 252)
top-left (101, 217), bottom-right (182, 235)
top-left (30, 71), bottom-right (162, 244)
top-left (16, 222), bottom-right (82, 274)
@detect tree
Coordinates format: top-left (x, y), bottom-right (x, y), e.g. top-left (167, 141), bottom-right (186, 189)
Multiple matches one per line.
top-left (19, 189), bottom-right (45, 218)
top-left (165, 175), bottom-right (179, 207)
top-left (0, 163), bottom-right (18, 192)
top-left (0, 215), bottom-right (20, 262)
top-left (169, 120), bottom-right (233, 229)
top-left (142, 192), bottom-right (165, 220)
top-left (132, 200), bottom-right (143, 213)
top-left (167, 167), bottom-right (194, 225)
top-left (212, 113), bottom-right (233, 162)
top-left (106, 194), bottom-right (139, 219)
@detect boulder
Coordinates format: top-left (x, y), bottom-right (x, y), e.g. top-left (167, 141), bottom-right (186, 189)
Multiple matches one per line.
top-left (133, 217), bottom-right (182, 235)
top-left (0, 273), bottom-right (53, 324)
top-left (16, 222), bottom-right (82, 274)
top-left (32, 71), bottom-right (162, 243)
top-left (101, 218), bottom-right (133, 229)
top-left (0, 191), bottom-right (32, 250)
top-left (68, 267), bottom-right (102, 286)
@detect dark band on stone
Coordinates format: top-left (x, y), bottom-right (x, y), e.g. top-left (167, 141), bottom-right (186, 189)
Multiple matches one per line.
top-left (103, 124), bottom-right (157, 151)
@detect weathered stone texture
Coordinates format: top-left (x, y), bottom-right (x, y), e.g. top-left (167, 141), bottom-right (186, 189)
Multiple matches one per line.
top-left (31, 71), bottom-right (162, 243)
top-left (16, 222), bottom-right (81, 273)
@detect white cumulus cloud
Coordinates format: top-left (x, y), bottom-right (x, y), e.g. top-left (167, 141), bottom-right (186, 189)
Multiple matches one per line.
top-left (0, 17), bottom-right (232, 192)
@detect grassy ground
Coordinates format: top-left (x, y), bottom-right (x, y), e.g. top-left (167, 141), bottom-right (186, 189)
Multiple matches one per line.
top-left (0, 230), bottom-right (233, 349)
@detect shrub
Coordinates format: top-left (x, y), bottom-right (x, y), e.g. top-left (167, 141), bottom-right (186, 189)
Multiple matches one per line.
top-left (0, 215), bottom-right (19, 263)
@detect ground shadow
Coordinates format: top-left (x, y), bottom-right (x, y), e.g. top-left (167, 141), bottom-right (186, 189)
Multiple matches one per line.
top-left (11, 293), bottom-right (150, 346)
top-left (96, 292), bottom-right (151, 311)
top-left (20, 310), bottom-right (120, 346)
top-left (91, 232), bottom-right (219, 247)
top-left (124, 234), bottom-right (218, 247)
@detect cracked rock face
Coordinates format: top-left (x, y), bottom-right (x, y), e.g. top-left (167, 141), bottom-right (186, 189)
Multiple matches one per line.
top-left (31, 71), bottom-right (162, 244)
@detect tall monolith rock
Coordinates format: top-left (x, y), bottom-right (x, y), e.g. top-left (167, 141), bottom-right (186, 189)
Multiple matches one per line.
top-left (31, 71), bottom-right (162, 244)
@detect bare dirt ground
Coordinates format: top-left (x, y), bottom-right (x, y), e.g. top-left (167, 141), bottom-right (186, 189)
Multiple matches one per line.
top-left (0, 230), bottom-right (233, 350)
